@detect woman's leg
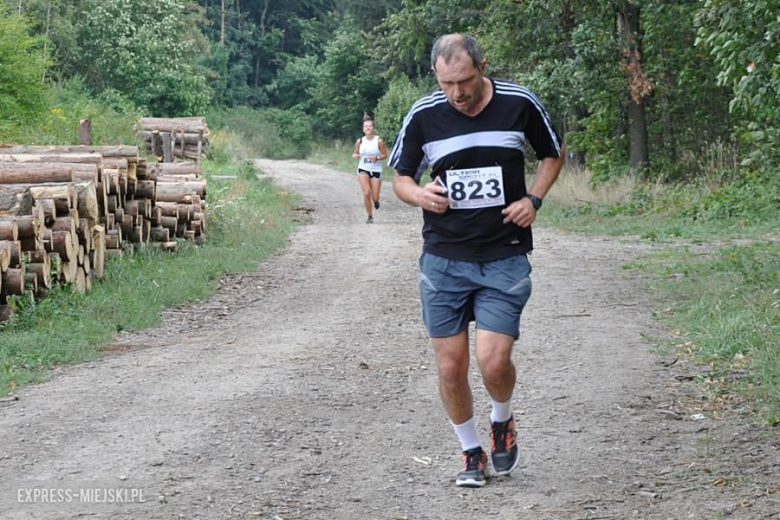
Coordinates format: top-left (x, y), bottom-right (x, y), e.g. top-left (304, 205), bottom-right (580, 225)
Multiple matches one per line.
top-left (370, 176), bottom-right (382, 208)
top-left (358, 173), bottom-right (373, 217)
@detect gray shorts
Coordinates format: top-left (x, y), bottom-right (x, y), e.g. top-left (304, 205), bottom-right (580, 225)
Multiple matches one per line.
top-left (419, 252), bottom-right (532, 339)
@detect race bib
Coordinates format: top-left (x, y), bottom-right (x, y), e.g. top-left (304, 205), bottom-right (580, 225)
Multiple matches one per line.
top-left (445, 166), bottom-right (505, 209)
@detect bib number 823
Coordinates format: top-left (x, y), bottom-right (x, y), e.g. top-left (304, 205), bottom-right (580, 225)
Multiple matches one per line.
top-left (449, 179), bottom-right (502, 201)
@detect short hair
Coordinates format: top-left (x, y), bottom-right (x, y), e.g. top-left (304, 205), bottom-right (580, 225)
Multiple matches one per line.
top-left (431, 34), bottom-right (483, 70)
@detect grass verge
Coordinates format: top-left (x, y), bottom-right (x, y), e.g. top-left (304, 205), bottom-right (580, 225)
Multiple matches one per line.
top-left (539, 167), bottom-right (780, 424)
top-left (0, 159), bottom-right (297, 396)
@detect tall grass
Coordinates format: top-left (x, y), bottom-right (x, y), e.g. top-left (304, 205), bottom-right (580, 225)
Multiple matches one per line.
top-left (537, 166), bottom-right (779, 241)
top-left (0, 160), bottom-right (297, 395)
top-left (634, 243), bottom-right (779, 422)
top-left (539, 165), bottom-right (779, 423)
top-left (1, 79), bottom-right (140, 145)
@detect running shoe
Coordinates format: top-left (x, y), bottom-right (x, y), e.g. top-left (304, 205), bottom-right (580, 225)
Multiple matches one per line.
top-left (490, 415), bottom-right (519, 476)
top-left (374, 200), bottom-right (380, 210)
top-left (366, 215), bottom-right (373, 224)
top-left (455, 447), bottom-right (488, 488)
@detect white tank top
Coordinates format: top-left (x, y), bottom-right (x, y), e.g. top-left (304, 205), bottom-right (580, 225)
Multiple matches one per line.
top-left (358, 136), bottom-right (383, 173)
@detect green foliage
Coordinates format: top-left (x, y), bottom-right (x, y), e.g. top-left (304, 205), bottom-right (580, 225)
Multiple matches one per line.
top-left (374, 75), bottom-right (434, 146)
top-left (2, 77), bottom-right (140, 145)
top-left (78, 0), bottom-right (212, 116)
top-left (207, 106), bottom-right (315, 159)
top-left (0, 7), bottom-right (50, 127)
top-left (696, 0), bottom-right (780, 170)
top-left (308, 21), bottom-right (386, 137)
top-left (268, 55), bottom-right (321, 111)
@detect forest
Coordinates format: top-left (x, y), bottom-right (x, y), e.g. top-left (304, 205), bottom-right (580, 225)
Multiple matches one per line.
top-left (1, 0), bottom-right (778, 184)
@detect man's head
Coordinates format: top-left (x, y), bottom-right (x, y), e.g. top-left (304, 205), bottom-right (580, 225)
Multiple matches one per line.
top-left (431, 34), bottom-right (487, 115)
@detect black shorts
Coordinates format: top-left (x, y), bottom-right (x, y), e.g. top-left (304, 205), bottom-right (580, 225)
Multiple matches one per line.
top-left (358, 169), bottom-right (382, 180)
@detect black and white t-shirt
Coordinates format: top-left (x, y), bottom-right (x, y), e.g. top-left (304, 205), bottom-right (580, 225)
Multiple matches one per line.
top-left (389, 78), bottom-right (562, 262)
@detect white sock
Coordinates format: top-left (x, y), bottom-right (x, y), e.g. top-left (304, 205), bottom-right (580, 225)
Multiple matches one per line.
top-left (451, 417), bottom-right (482, 452)
top-left (490, 398), bottom-right (513, 424)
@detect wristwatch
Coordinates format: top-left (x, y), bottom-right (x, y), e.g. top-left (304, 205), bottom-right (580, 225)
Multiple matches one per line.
top-left (525, 194), bottom-right (543, 210)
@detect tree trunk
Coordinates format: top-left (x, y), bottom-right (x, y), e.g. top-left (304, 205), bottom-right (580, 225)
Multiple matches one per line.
top-left (617, 3), bottom-right (651, 178)
top-left (78, 119), bottom-right (92, 145)
top-left (221, 0), bottom-right (226, 45)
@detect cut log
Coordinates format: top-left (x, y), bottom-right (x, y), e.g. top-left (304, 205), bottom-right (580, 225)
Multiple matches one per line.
top-left (135, 180), bottom-right (156, 199)
top-left (77, 219), bottom-right (91, 252)
top-left (0, 185), bottom-right (34, 215)
top-left (0, 153), bottom-right (102, 165)
top-left (160, 215), bottom-right (178, 232)
top-left (150, 226), bottom-right (170, 242)
top-left (0, 213), bottom-right (41, 239)
top-left (105, 229), bottom-right (122, 249)
top-left (0, 240), bottom-right (22, 265)
top-left (51, 216), bottom-right (77, 235)
top-left (138, 117), bottom-right (207, 133)
top-left (2, 267), bottom-right (25, 296)
top-left (91, 225), bottom-right (105, 280)
top-left (0, 162), bottom-right (101, 185)
top-left (0, 145), bottom-right (138, 158)
top-left (50, 230), bottom-right (74, 261)
top-left (140, 131), bottom-right (209, 145)
top-left (0, 220), bottom-right (19, 241)
top-left (0, 165), bottom-right (75, 184)
top-left (155, 174), bottom-right (199, 183)
top-left (154, 201), bottom-right (178, 218)
top-left (103, 158), bottom-right (128, 171)
top-left (28, 261), bottom-right (52, 290)
top-left (36, 198), bottom-right (57, 224)
top-left (162, 133), bottom-right (174, 163)
top-left (60, 260), bottom-right (78, 283)
top-left (27, 184), bottom-right (76, 214)
top-left (154, 183), bottom-right (196, 203)
top-left (0, 243), bottom-right (9, 270)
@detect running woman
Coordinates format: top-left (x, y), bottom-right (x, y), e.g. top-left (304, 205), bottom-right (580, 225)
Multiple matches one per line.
top-left (352, 115), bottom-right (388, 223)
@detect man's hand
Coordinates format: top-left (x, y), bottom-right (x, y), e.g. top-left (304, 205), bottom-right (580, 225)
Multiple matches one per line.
top-left (501, 197), bottom-right (536, 227)
top-left (420, 179), bottom-right (449, 213)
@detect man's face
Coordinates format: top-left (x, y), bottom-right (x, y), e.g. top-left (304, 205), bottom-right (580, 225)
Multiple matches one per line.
top-left (434, 51), bottom-right (486, 115)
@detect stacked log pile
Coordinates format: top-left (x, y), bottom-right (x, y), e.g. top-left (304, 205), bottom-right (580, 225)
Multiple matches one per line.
top-left (137, 117), bottom-right (209, 162)
top-left (0, 145), bottom-right (207, 321)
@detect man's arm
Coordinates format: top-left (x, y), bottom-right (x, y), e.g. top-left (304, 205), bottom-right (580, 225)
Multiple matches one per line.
top-left (393, 172), bottom-right (449, 213)
top-left (501, 145), bottom-right (566, 227)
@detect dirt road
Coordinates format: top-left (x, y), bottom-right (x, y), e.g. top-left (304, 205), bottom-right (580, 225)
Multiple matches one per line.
top-left (0, 159), bottom-right (777, 519)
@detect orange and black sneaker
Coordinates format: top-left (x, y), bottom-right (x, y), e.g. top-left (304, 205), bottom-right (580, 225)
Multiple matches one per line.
top-left (455, 447), bottom-right (488, 488)
top-left (490, 415), bottom-right (519, 476)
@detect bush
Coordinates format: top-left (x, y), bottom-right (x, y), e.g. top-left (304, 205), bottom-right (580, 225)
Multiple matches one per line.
top-left (0, 8), bottom-right (50, 128)
top-left (206, 106), bottom-right (315, 159)
top-left (2, 78), bottom-right (140, 145)
top-left (374, 75), bottom-right (435, 147)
